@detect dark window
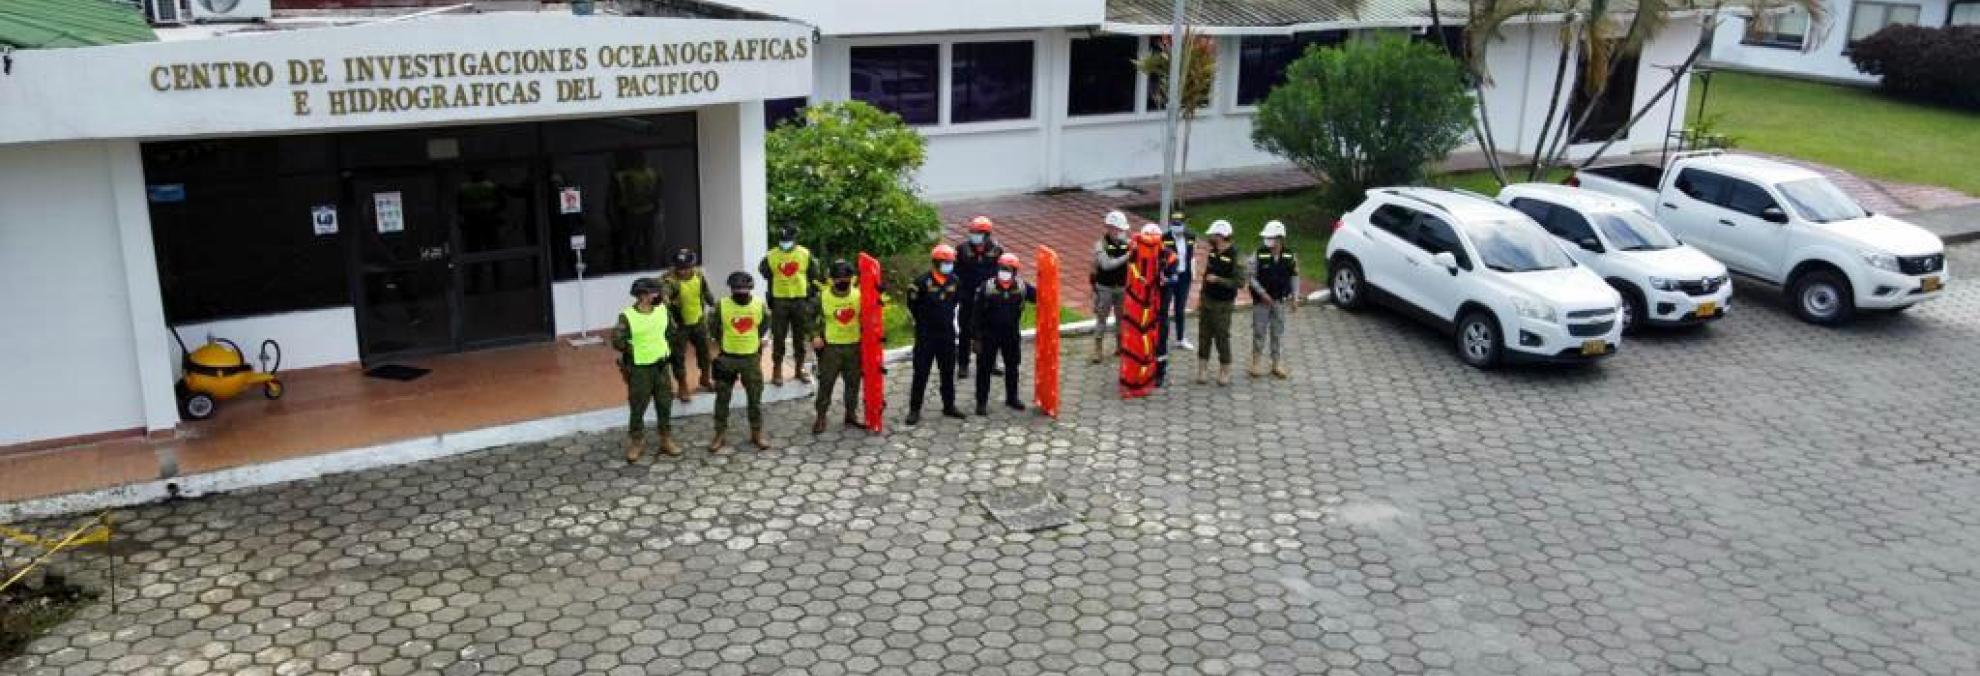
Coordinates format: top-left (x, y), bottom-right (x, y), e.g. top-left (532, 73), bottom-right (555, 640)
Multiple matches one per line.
top-left (1567, 50), bottom-right (1639, 143)
top-left (951, 41), bottom-right (1035, 123)
top-left (850, 44), bottom-right (940, 125)
top-left (1742, 8), bottom-right (1810, 48)
top-left (1673, 169), bottom-right (1729, 203)
top-left (1509, 197), bottom-right (1555, 225)
top-left (1369, 204), bottom-right (1417, 238)
top-left (1413, 214), bottom-right (1473, 269)
top-left (1545, 208), bottom-right (1602, 250)
top-left (1068, 36), bottom-right (1140, 116)
top-left (1145, 37), bottom-right (1215, 112)
top-left (1953, 1), bottom-right (1980, 26)
top-left (1236, 32), bottom-right (1349, 106)
top-left (765, 97), bottom-right (808, 130)
top-left (1722, 180), bottom-right (1781, 218)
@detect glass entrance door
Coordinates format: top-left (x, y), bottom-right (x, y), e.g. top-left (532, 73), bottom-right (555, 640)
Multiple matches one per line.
top-left (443, 163), bottom-right (551, 348)
top-left (351, 172), bottom-right (455, 360)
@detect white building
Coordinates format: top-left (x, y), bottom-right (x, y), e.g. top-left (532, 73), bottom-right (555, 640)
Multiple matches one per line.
top-left (676, 0), bottom-right (1711, 200)
top-left (0, 10), bottom-right (809, 448)
top-left (1709, 0), bottom-right (1977, 83)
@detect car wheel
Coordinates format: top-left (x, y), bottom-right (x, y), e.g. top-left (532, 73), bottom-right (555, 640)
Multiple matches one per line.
top-left (181, 393), bottom-right (216, 421)
top-left (1455, 311), bottom-right (1502, 369)
top-left (1614, 283), bottom-right (1647, 336)
top-left (1330, 259), bottom-right (1368, 312)
top-left (1790, 269), bottom-right (1854, 325)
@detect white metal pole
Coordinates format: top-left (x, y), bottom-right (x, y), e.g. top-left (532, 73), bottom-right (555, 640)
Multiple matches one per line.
top-left (1156, 0), bottom-right (1187, 227)
top-left (567, 242), bottom-right (603, 347)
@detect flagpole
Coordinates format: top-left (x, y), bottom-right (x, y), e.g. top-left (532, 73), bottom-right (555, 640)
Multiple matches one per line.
top-left (1156, 0), bottom-right (1187, 227)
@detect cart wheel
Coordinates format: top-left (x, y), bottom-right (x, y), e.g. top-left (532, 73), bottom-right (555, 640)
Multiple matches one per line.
top-left (181, 393), bottom-right (216, 421)
top-left (264, 381), bottom-right (285, 400)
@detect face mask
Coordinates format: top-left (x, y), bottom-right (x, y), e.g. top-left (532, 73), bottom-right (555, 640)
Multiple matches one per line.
top-left (833, 280), bottom-right (852, 292)
top-left (778, 240), bottom-right (795, 251)
top-left (938, 262), bottom-right (954, 275)
top-left (997, 270), bottom-right (1015, 283)
top-left (1170, 223), bottom-right (1185, 234)
top-left (969, 234), bottom-right (985, 245)
top-left (1264, 238), bottom-right (1281, 249)
top-left (731, 291), bottom-right (752, 304)
top-left (1108, 231), bottom-right (1124, 242)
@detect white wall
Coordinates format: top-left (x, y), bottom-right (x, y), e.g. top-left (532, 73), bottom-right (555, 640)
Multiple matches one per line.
top-left (698, 101), bottom-right (772, 292)
top-left (172, 307), bottom-right (360, 372)
top-left (0, 142), bottom-right (156, 446)
top-left (1709, 0), bottom-right (1952, 83)
top-left (703, 0), bottom-right (1106, 36)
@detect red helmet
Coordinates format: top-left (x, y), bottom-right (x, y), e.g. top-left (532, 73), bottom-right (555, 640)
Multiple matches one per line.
top-left (931, 244), bottom-right (958, 262)
top-left (968, 216), bottom-right (995, 234)
top-left (997, 253), bottom-right (1020, 270)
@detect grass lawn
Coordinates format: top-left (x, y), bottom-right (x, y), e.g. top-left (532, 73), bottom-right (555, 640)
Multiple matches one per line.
top-left (1689, 70), bottom-right (1980, 196)
top-left (1135, 168), bottom-right (1568, 285)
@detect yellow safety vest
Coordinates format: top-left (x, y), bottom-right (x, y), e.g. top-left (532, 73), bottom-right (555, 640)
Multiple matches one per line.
top-left (673, 271), bottom-right (706, 325)
top-left (621, 306), bottom-right (672, 366)
top-left (766, 246), bottom-right (812, 299)
top-left (717, 296), bottom-right (766, 354)
top-left (820, 288), bottom-right (862, 346)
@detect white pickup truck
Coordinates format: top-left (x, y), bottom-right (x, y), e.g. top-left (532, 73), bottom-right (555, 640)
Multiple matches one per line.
top-left (1570, 152), bottom-right (1949, 325)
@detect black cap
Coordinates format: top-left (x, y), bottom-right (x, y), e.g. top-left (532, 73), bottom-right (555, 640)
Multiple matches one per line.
top-left (778, 224), bottom-right (798, 241)
top-left (671, 248), bottom-right (698, 267)
top-left (830, 259), bottom-right (856, 279)
top-left (725, 271), bottom-right (755, 290)
top-left (629, 277), bottom-right (663, 297)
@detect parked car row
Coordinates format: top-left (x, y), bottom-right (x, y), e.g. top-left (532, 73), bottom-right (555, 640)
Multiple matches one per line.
top-left (1324, 152), bottom-right (1952, 369)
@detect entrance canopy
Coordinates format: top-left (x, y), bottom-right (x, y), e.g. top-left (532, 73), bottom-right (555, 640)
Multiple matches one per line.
top-left (0, 12), bottom-right (812, 146)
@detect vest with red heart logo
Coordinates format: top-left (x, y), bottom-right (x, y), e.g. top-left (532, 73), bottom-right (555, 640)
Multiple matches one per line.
top-left (717, 296), bottom-right (765, 354)
top-left (819, 288), bottom-right (862, 345)
top-left (765, 246), bottom-right (812, 299)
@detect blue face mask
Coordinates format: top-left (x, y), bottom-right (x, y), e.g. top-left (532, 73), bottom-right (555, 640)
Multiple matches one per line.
top-left (938, 262), bottom-right (955, 275)
top-left (969, 234), bottom-right (985, 245)
top-left (778, 240), bottom-right (795, 251)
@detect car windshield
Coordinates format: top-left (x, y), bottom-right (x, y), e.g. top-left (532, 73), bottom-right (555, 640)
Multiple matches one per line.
top-left (1461, 219), bottom-right (1577, 272)
top-left (1778, 178), bottom-right (1867, 224)
top-left (1591, 209), bottom-right (1680, 251)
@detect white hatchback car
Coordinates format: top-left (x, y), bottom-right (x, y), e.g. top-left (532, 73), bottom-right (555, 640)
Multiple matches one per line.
top-left (1497, 183), bottom-right (1733, 334)
top-left (1327, 188), bottom-right (1624, 368)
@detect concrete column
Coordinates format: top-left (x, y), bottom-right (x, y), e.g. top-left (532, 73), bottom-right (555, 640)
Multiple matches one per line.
top-left (107, 140), bottom-right (181, 434)
top-left (698, 101), bottom-right (770, 291)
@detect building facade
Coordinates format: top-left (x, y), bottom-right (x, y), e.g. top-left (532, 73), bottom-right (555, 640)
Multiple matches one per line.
top-left (0, 11), bottom-right (809, 447)
top-left (1709, 0), bottom-right (1977, 83)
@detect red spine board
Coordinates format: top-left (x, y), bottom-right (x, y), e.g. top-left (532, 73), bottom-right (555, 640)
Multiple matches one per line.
top-left (1033, 246), bottom-right (1061, 418)
top-left (858, 253), bottom-right (886, 433)
top-left (1118, 239), bottom-right (1163, 399)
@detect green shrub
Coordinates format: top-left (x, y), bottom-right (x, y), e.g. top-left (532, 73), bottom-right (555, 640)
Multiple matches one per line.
top-left (1849, 25), bottom-right (1980, 111)
top-left (766, 101), bottom-right (944, 260)
top-left (1251, 35), bottom-right (1474, 210)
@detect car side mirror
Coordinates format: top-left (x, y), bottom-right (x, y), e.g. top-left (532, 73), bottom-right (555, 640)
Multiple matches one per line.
top-left (1761, 206), bottom-right (1788, 224)
top-left (1577, 237), bottom-right (1604, 253)
top-left (1431, 251), bottom-right (1459, 273)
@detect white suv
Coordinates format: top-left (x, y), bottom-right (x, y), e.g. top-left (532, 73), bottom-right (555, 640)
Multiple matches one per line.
top-left (1497, 183), bottom-right (1732, 334)
top-left (1327, 188), bottom-right (1624, 368)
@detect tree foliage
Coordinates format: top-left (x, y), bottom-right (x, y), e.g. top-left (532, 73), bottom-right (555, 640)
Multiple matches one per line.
top-left (1136, 30), bottom-right (1219, 211)
top-left (765, 100), bottom-right (943, 260)
top-left (1251, 36), bottom-right (1475, 210)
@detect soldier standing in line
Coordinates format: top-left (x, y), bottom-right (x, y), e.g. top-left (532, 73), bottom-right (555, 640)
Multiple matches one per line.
top-left (758, 224), bottom-right (821, 386)
top-left (1195, 220), bottom-right (1244, 386)
top-left (905, 244), bottom-right (967, 425)
top-left (662, 248), bottom-right (716, 402)
top-left (612, 277), bottom-right (679, 463)
top-left (811, 260), bottom-right (868, 434)
top-left (1248, 220), bottom-right (1299, 379)
top-left (972, 253), bottom-right (1035, 416)
top-left (1089, 211), bottom-right (1133, 364)
top-left (953, 216), bottom-right (1004, 380)
top-left (708, 271), bottom-right (774, 451)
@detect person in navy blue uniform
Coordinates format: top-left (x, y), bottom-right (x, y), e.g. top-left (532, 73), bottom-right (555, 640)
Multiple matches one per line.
top-left (972, 253), bottom-right (1036, 416)
top-left (905, 244), bottom-right (968, 425)
top-left (953, 216), bottom-right (1005, 380)
top-left (1161, 211), bottom-right (1199, 353)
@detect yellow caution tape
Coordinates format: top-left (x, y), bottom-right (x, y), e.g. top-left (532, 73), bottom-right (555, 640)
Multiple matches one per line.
top-left (0, 522), bottom-right (111, 549)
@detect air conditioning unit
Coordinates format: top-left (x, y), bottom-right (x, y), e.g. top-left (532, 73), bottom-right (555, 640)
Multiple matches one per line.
top-left (146, 0), bottom-right (187, 25)
top-left (186, 0), bottom-right (272, 23)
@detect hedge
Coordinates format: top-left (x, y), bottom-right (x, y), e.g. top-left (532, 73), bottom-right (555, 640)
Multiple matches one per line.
top-left (1848, 25), bottom-right (1980, 111)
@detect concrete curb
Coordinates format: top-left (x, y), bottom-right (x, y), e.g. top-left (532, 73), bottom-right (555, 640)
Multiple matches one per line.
top-left (2, 291), bottom-right (1335, 521)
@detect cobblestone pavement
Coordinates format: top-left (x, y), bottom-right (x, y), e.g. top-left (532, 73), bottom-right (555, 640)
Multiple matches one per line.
top-left (7, 245), bottom-right (1980, 676)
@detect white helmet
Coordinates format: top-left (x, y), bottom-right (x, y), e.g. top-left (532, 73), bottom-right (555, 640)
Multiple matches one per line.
top-left (1139, 223), bottom-right (1163, 237)
top-left (1207, 219), bottom-right (1234, 237)
top-left (1104, 210), bottom-right (1130, 231)
top-left (1260, 220), bottom-right (1287, 238)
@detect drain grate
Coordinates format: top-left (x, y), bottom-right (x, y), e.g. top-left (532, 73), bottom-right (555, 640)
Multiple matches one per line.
top-left (978, 487), bottom-right (1075, 532)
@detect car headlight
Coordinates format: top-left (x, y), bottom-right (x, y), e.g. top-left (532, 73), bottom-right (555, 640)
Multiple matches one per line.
top-left (1861, 250), bottom-right (1900, 273)
top-left (1509, 295), bottom-right (1556, 323)
top-left (1647, 276), bottom-right (1681, 292)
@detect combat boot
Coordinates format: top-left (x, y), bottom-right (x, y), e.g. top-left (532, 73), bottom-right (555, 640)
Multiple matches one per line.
top-left (658, 433), bottom-right (681, 456)
top-left (1271, 358), bottom-right (1290, 380)
top-left (795, 361), bottom-right (812, 384)
top-left (1089, 336), bottom-right (1105, 364)
top-left (1248, 353), bottom-right (1266, 378)
top-left (624, 435), bottom-right (645, 464)
top-left (674, 377), bottom-right (692, 403)
top-left (1217, 363), bottom-right (1232, 386)
top-left (708, 431), bottom-right (727, 452)
top-left (698, 371), bottom-right (713, 391)
top-left (812, 413), bottom-right (828, 435)
top-left (769, 365), bottom-right (784, 387)
top-left (844, 410), bottom-right (862, 430)
top-left (1194, 360), bottom-right (1209, 384)
top-left (750, 429), bottom-right (773, 450)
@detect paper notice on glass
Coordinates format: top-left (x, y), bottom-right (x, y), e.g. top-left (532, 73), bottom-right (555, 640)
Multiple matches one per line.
top-left (558, 187), bottom-right (582, 214)
top-left (311, 205), bottom-right (339, 236)
top-left (374, 192), bottom-right (405, 234)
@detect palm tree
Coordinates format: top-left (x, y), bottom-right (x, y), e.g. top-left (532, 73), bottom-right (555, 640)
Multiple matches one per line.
top-left (1137, 29), bottom-right (1218, 211)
